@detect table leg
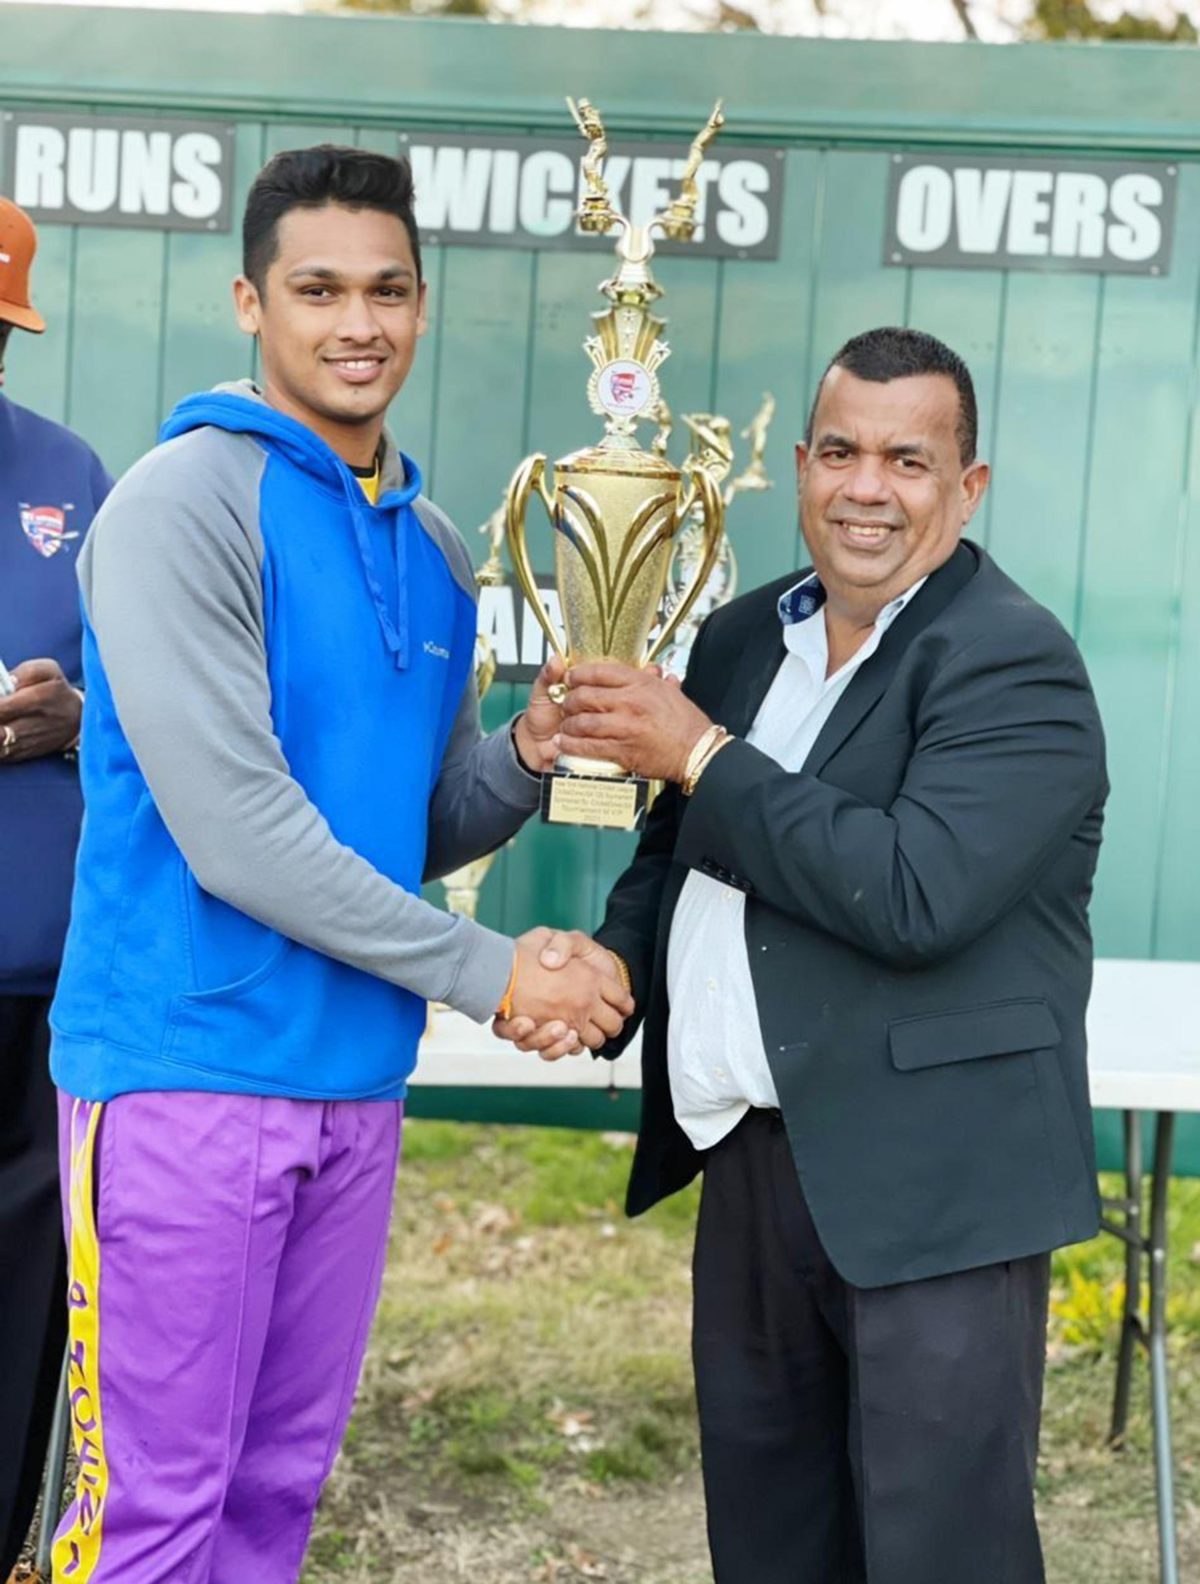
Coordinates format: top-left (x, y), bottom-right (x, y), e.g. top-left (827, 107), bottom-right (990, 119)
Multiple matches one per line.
top-left (33, 1349), bottom-right (71, 1578)
top-left (1109, 1108), bottom-right (1143, 1448)
top-left (1148, 1112), bottom-right (1178, 1584)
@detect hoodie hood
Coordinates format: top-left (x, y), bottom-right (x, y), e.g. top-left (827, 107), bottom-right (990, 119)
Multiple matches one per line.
top-left (161, 380), bottom-right (421, 667)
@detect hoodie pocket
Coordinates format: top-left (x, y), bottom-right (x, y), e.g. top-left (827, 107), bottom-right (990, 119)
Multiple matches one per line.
top-left (162, 936), bottom-right (295, 1068)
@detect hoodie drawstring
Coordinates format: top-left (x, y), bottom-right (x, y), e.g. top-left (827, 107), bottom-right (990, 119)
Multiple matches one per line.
top-left (342, 470), bottom-right (410, 670)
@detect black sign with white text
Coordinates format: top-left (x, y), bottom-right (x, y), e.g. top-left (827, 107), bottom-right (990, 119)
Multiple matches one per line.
top-left (483, 579), bottom-right (566, 684)
top-left (884, 153), bottom-right (1177, 276)
top-left (403, 132), bottom-right (784, 261)
top-left (3, 111), bottom-right (235, 233)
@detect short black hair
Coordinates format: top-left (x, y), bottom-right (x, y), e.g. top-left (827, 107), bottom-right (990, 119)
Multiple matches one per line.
top-left (805, 326), bottom-right (978, 465)
top-left (242, 144), bottom-right (422, 293)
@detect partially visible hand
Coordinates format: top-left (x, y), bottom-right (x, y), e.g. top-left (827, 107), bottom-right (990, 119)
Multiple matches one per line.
top-left (0, 658), bottom-right (82, 764)
top-left (494, 928), bottom-right (631, 1060)
top-left (555, 662), bottom-right (712, 783)
top-left (493, 927), bottom-right (633, 1060)
top-left (512, 653), bottom-right (568, 774)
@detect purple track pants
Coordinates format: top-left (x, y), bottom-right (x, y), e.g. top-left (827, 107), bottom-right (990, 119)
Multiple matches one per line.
top-left (54, 1089), bottom-right (403, 1584)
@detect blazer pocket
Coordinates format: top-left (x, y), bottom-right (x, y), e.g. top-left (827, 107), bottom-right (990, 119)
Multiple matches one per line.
top-left (888, 998), bottom-right (1060, 1072)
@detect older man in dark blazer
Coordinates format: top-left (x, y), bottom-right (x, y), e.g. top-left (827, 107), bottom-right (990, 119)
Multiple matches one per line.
top-left (501, 326), bottom-right (1108, 1584)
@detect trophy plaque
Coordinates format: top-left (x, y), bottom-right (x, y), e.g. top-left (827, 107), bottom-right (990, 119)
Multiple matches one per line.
top-left (505, 98), bottom-right (728, 832)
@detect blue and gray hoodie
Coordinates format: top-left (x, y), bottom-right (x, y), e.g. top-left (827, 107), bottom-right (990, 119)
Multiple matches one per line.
top-left (51, 382), bottom-right (539, 1102)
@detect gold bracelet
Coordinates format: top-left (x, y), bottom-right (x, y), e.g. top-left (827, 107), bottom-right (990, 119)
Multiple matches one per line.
top-left (608, 951), bottom-right (632, 994)
top-left (682, 725), bottom-right (724, 787)
top-left (686, 735), bottom-right (731, 796)
top-left (682, 726), bottom-right (731, 797)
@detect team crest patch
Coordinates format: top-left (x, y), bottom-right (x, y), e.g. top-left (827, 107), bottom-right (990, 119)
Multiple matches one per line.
top-left (20, 503), bottom-right (79, 559)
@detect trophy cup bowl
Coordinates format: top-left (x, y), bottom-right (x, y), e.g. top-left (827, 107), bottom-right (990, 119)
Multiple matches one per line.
top-left (507, 441), bottom-right (724, 830)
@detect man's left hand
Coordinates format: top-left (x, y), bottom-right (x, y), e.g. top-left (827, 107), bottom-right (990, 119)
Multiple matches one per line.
top-left (556, 662), bottom-right (712, 783)
top-left (0, 659), bottom-right (82, 764)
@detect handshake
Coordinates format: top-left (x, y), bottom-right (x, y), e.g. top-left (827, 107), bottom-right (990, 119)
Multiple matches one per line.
top-left (493, 927), bottom-right (634, 1061)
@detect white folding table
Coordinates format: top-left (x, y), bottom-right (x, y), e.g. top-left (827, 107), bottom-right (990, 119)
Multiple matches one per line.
top-left (1085, 959), bottom-right (1200, 1584)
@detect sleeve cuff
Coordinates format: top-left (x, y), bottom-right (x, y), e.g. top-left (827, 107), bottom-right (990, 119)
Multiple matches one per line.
top-left (441, 917), bottom-right (518, 1024)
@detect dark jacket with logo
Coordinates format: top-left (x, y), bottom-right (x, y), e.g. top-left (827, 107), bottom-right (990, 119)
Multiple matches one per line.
top-left (0, 393), bottom-right (110, 994)
top-left (596, 542), bottom-right (1108, 1289)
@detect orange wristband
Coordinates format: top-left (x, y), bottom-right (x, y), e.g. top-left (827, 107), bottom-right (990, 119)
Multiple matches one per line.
top-left (496, 954), bottom-right (519, 1020)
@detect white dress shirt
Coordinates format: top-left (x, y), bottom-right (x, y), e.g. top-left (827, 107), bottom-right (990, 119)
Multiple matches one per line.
top-left (666, 573), bottom-right (928, 1150)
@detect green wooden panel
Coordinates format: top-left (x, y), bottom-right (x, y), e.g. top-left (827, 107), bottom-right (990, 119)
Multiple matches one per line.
top-left (1076, 164), bottom-right (1200, 960)
top-left (262, 122), bottom-right (355, 160)
top-left (3, 224), bottom-right (74, 425)
top-left (15, 7), bottom-right (1200, 162)
top-left (66, 227), bottom-right (167, 475)
top-left (1148, 305), bottom-right (1200, 960)
top-left (984, 271), bottom-right (1102, 629)
top-left (406, 1084), bottom-right (641, 1134)
top-left (712, 149), bottom-right (822, 596)
top-left (905, 265), bottom-right (1006, 546)
top-left (427, 244), bottom-right (541, 934)
top-left (805, 150), bottom-right (910, 381)
top-left (427, 245), bottom-right (535, 530)
top-left (158, 121), bottom-right (260, 416)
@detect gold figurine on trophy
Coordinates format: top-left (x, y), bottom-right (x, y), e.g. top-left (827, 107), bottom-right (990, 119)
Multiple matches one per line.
top-left (657, 390), bottom-right (776, 678)
top-left (506, 98), bottom-right (728, 831)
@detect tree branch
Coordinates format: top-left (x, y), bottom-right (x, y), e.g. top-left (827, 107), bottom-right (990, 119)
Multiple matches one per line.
top-left (949, 0), bottom-right (978, 38)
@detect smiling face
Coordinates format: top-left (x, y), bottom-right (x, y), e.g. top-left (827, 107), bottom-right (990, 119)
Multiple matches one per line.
top-left (233, 202), bottom-right (427, 466)
top-left (796, 366), bottom-right (989, 618)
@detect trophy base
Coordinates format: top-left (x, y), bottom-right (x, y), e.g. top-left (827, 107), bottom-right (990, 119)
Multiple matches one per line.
top-left (541, 767), bottom-right (649, 831)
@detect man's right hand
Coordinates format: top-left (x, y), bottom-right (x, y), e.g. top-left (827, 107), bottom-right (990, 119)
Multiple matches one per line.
top-left (497, 928), bottom-right (633, 1059)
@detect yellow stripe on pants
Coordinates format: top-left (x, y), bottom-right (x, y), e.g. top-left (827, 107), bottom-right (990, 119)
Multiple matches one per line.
top-left (53, 1099), bottom-right (108, 1580)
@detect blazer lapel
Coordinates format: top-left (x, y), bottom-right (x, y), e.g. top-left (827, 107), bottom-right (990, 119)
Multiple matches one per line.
top-left (804, 540), bottom-right (981, 777)
top-left (716, 614), bottom-right (786, 738)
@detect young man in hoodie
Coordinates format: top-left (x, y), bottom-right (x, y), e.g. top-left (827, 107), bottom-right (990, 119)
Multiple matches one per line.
top-left (0, 195), bottom-right (112, 1580)
top-left (48, 146), bottom-right (631, 1584)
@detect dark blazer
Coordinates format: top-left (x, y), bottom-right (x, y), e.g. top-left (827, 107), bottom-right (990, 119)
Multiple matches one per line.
top-left (596, 541), bottom-right (1108, 1289)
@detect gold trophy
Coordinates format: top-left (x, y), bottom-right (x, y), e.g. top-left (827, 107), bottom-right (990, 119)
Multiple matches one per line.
top-left (440, 504), bottom-right (509, 922)
top-left (505, 98), bottom-right (728, 831)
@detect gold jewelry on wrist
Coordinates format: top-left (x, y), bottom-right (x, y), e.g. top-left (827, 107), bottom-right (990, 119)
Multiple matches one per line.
top-left (608, 950), bottom-right (632, 995)
top-left (682, 725), bottom-right (731, 797)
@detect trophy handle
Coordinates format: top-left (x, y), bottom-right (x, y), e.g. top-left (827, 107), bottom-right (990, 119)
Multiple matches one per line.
top-left (646, 466), bottom-right (726, 665)
top-left (505, 454), bottom-right (568, 665)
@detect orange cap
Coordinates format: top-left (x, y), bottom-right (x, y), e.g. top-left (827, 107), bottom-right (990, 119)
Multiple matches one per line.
top-left (0, 197), bottom-right (46, 334)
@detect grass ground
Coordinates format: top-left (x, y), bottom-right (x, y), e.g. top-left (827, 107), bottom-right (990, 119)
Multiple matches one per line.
top-left (300, 1121), bottom-right (1200, 1584)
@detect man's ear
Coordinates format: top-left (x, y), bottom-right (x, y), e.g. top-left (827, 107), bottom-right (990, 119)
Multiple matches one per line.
top-left (961, 459), bottom-right (991, 525)
top-left (233, 276), bottom-right (261, 338)
top-left (794, 441), bottom-right (810, 491)
top-left (416, 279), bottom-right (429, 340)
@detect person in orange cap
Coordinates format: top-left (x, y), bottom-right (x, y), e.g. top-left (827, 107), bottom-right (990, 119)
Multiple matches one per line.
top-left (0, 196), bottom-right (111, 1579)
